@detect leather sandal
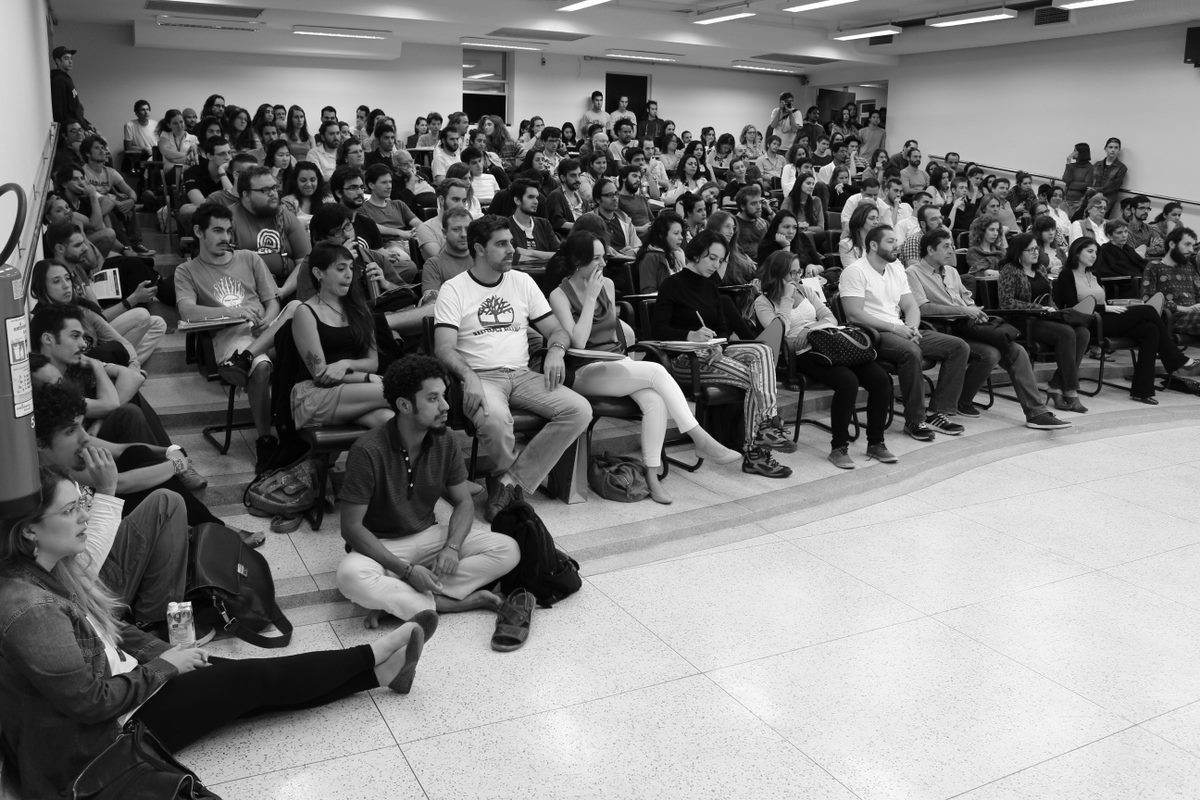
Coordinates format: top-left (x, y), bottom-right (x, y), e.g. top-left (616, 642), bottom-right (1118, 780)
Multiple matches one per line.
top-left (491, 588), bottom-right (535, 652)
top-left (270, 514), bottom-right (303, 534)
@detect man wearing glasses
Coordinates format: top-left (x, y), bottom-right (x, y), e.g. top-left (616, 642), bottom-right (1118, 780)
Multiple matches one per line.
top-left (1123, 195), bottom-right (1165, 258)
top-left (575, 177), bottom-right (641, 258)
top-left (230, 165), bottom-right (310, 286)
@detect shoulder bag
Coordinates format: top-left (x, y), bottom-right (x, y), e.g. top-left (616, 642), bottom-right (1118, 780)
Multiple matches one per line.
top-left (805, 325), bottom-right (877, 366)
top-left (72, 719), bottom-right (221, 800)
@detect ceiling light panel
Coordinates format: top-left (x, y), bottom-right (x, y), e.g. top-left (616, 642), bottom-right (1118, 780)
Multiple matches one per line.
top-left (925, 7), bottom-right (1017, 27)
top-left (1051, 0), bottom-right (1134, 8)
top-left (292, 25), bottom-right (391, 39)
top-left (461, 38), bottom-right (545, 51)
top-left (831, 24), bottom-right (901, 40)
top-left (731, 60), bottom-right (800, 73)
top-left (782, 0), bottom-right (859, 12)
top-left (694, 6), bottom-right (756, 24)
top-left (558, 0), bottom-right (613, 10)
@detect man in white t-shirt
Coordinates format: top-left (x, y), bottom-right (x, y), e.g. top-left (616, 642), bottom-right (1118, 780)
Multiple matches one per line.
top-left (310, 120), bottom-right (341, 180)
top-left (609, 96), bottom-right (637, 137)
top-left (433, 215), bottom-right (591, 522)
top-left (122, 99), bottom-right (157, 159)
top-left (432, 127), bottom-right (462, 185)
top-left (838, 224), bottom-right (969, 442)
top-left (580, 90), bottom-right (610, 137)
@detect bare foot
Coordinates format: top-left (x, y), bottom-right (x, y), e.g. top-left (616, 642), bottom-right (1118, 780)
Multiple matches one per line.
top-left (435, 589), bottom-right (505, 613)
top-left (363, 609), bottom-right (389, 630)
top-left (372, 622), bottom-right (425, 694)
top-left (645, 473), bottom-right (673, 505)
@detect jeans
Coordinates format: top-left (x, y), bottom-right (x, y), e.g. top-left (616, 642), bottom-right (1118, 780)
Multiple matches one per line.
top-left (1100, 305), bottom-right (1187, 397)
top-left (1031, 319), bottom-right (1090, 393)
top-left (337, 523), bottom-right (519, 620)
top-left (110, 307), bottom-right (167, 366)
top-left (472, 367), bottom-right (592, 493)
top-left (874, 330), bottom-right (970, 425)
top-left (795, 354), bottom-right (891, 449)
top-left (97, 489), bottom-right (190, 624)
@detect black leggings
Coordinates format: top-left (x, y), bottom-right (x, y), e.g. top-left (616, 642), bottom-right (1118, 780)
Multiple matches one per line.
top-left (795, 354), bottom-right (891, 449)
top-left (1099, 305), bottom-right (1187, 397)
top-left (135, 644), bottom-right (378, 752)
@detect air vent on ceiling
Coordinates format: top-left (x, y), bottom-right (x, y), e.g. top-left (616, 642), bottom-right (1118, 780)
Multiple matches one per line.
top-left (868, 35), bottom-right (894, 46)
top-left (752, 52), bottom-right (837, 65)
top-left (155, 15), bottom-right (263, 32)
top-left (1034, 7), bottom-right (1071, 25)
top-left (487, 27), bottom-right (589, 42)
top-left (145, 1), bottom-right (264, 18)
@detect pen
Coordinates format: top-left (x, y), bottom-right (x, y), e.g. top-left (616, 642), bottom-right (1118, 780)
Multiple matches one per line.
top-left (695, 310), bottom-right (707, 330)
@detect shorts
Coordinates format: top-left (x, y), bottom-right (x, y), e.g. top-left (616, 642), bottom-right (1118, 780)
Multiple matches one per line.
top-left (290, 380), bottom-right (343, 428)
top-left (213, 323), bottom-right (272, 370)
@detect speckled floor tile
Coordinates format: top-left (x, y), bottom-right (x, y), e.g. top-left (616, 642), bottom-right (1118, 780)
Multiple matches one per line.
top-left (1106, 542), bottom-right (1200, 612)
top-left (910, 460), bottom-right (1073, 509)
top-left (1142, 700), bottom-right (1200, 759)
top-left (208, 747), bottom-right (425, 800)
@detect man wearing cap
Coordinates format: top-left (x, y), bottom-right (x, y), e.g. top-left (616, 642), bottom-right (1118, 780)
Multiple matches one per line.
top-left (50, 46), bottom-right (92, 131)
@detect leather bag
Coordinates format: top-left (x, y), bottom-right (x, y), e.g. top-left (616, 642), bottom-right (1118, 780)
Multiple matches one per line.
top-left (71, 719), bottom-right (221, 800)
top-left (805, 325), bottom-right (877, 366)
top-left (587, 453), bottom-right (651, 502)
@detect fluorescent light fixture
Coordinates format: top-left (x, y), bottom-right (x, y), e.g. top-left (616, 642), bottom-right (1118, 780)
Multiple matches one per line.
top-left (832, 24), bottom-right (901, 40)
top-left (155, 15), bottom-right (264, 31)
top-left (292, 25), bottom-right (390, 39)
top-left (558, 0), bottom-right (613, 10)
top-left (465, 73), bottom-right (495, 79)
top-left (783, 0), bottom-right (860, 12)
top-left (460, 38), bottom-right (545, 51)
top-left (1051, 0), bottom-right (1134, 8)
top-left (925, 7), bottom-right (1016, 26)
top-left (462, 63), bottom-right (476, 68)
top-left (694, 6), bottom-right (756, 24)
top-left (731, 60), bottom-right (800, 74)
top-left (604, 49), bottom-right (681, 62)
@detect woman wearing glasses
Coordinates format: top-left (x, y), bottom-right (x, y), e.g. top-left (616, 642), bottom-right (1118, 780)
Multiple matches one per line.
top-left (754, 251), bottom-right (893, 469)
top-left (651, 231), bottom-right (793, 479)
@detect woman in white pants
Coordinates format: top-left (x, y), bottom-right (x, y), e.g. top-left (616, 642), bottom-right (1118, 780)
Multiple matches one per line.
top-left (547, 231), bottom-right (741, 504)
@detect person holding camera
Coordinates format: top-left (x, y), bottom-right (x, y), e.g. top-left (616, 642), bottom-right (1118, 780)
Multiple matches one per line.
top-left (765, 92), bottom-right (801, 152)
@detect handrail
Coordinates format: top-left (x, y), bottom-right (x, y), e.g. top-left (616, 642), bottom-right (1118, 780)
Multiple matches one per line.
top-left (927, 157), bottom-right (1199, 208)
top-left (18, 122), bottom-right (59, 298)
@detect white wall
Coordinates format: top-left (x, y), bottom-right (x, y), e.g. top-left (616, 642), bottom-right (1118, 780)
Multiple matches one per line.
top-left (882, 25), bottom-right (1200, 201)
top-left (2, 0), bottom-right (51, 270)
top-left (511, 51), bottom-right (806, 139)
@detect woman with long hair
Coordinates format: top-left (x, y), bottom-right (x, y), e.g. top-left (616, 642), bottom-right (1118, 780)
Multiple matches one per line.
top-left (284, 104), bottom-right (315, 160)
top-left (280, 161), bottom-right (328, 225)
top-left (826, 165), bottom-right (854, 214)
top-left (658, 133), bottom-right (683, 172)
top-left (1061, 142), bottom-right (1094, 215)
top-left (251, 104), bottom-right (274, 140)
top-left (868, 148), bottom-right (890, 185)
top-left (738, 124), bottom-right (764, 159)
top-left (704, 210), bottom-right (756, 285)
top-left (548, 233), bottom-right (741, 503)
top-left (966, 212), bottom-right (1007, 278)
top-left (1152, 202), bottom-right (1184, 242)
top-left (680, 140), bottom-right (713, 182)
top-left (664, 154), bottom-right (703, 204)
top-left (1032, 215), bottom-right (1066, 277)
top-left (634, 210), bottom-right (686, 292)
top-left (291, 243), bottom-right (393, 428)
top-left (224, 106), bottom-right (256, 153)
top-left (560, 121), bottom-right (579, 152)
top-left (783, 172), bottom-right (825, 230)
top-left (998, 232), bottom-right (1090, 412)
top-left (1054, 236), bottom-right (1199, 403)
top-left (29, 259), bottom-right (146, 367)
top-left (709, 133), bottom-right (737, 180)
top-left (486, 114), bottom-right (521, 171)
top-left (754, 251), bottom-right (893, 468)
top-left (337, 137), bottom-right (367, 171)
top-left (264, 138), bottom-right (295, 185)
top-left (0, 465), bottom-right (430, 800)
top-left (650, 231), bottom-right (793, 479)
top-left (155, 108), bottom-right (197, 167)
top-left (838, 203), bottom-right (880, 268)
top-left (828, 106), bottom-right (856, 140)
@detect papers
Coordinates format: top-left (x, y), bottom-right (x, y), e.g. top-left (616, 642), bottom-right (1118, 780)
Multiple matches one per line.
top-left (566, 348), bottom-right (625, 361)
top-left (91, 268), bottom-right (122, 301)
top-left (177, 316), bottom-right (245, 332)
top-left (639, 338), bottom-right (727, 351)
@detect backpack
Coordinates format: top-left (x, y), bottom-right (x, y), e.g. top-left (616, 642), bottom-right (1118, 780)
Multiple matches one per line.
top-left (186, 523), bottom-right (294, 648)
top-left (243, 458), bottom-right (319, 517)
top-left (490, 501), bottom-right (581, 608)
top-left (587, 453), bottom-right (650, 503)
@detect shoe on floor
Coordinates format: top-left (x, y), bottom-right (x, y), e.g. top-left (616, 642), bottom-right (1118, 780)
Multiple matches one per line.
top-left (742, 446), bottom-right (792, 479)
top-left (754, 422), bottom-right (797, 453)
top-left (177, 464), bottom-right (208, 492)
top-left (865, 443), bottom-right (898, 463)
top-left (1130, 393), bottom-right (1159, 405)
top-left (131, 242), bottom-right (156, 257)
top-left (954, 402), bottom-right (982, 418)
top-left (217, 349), bottom-right (253, 387)
top-left (1057, 396), bottom-right (1089, 413)
top-left (1025, 412), bottom-right (1072, 430)
top-left (1175, 359), bottom-right (1200, 377)
top-left (491, 588), bottom-right (535, 652)
top-left (925, 412), bottom-right (964, 436)
top-left (485, 481), bottom-right (523, 523)
top-left (827, 446), bottom-right (855, 470)
top-left (904, 422), bottom-right (936, 442)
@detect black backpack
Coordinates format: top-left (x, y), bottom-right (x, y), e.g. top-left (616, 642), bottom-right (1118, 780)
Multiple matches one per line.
top-left (490, 501), bottom-right (581, 608)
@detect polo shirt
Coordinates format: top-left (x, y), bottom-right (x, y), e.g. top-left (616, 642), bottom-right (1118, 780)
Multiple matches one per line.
top-left (339, 421), bottom-right (467, 538)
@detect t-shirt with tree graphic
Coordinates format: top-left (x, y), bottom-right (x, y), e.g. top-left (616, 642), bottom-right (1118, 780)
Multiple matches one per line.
top-left (434, 270), bottom-right (552, 371)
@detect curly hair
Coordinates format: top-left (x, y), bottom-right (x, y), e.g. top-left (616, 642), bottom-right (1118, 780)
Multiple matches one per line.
top-left (383, 355), bottom-right (449, 409)
top-left (969, 213), bottom-right (1005, 250)
top-left (32, 380), bottom-right (87, 447)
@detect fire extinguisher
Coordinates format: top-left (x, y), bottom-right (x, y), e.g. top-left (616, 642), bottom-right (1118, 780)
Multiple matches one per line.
top-left (0, 182), bottom-right (39, 519)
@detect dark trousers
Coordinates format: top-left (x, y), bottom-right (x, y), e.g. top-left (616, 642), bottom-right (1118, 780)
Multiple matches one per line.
top-left (1031, 319), bottom-right (1090, 393)
top-left (117, 445), bottom-right (220, 527)
top-left (795, 354), bottom-right (891, 449)
top-left (136, 645), bottom-right (377, 752)
top-left (1100, 305), bottom-right (1187, 397)
top-left (96, 397), bottom-right (171, 448)
top-left (98, 489), bottom-right (189, 624)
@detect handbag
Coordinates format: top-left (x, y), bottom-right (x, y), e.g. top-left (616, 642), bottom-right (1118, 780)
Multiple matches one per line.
top-left (71, 719), bottom-right (221, 800)
top-left (958, 316), bottom-right (1020, 348)
top-left (186, 523), bottom-right (294, 648)
top-left (587, 453), bottom-right (650, 502)
top-left (805, 325), bottom-right (877, 366)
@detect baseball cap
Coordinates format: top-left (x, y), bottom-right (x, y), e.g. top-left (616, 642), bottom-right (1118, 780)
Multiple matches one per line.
top-left (52, 46), bottom-right (77, 60)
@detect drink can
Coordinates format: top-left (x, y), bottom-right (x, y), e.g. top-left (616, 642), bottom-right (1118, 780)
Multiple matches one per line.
top-left (167, 601), bottom-right (196, 647)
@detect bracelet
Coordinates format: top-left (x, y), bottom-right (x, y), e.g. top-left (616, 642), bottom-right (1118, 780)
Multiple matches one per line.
top-left (444, 542), bottom-right (460, 553)
top-left (121, 298), bottom-right (132, 310)
top-left (550, 341), bottom-right (568, 353)
top-left (400, 562), bottom-right (413, 581)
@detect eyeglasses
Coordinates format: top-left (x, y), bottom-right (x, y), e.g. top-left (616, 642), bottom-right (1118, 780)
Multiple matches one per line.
top-left (250, 185), bottom-right (279, 195)
top-left (1023, 246), bottom-right (1040, 254)
top-left (599, 191), bottom-right (618, 198)
top-left (56, 483), bottom-right (94, 517)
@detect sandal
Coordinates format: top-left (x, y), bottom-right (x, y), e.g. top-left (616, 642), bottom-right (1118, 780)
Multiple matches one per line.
top-left (491, 588), bottom-right (535, 652)
top-left (232, 527), bottom-right (267, 548)
top-left (270, 515), bottom-right (303, 534)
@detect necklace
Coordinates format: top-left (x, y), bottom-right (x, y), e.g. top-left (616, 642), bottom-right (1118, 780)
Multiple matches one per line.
top-left (317, 296), bottom-right (345, 320)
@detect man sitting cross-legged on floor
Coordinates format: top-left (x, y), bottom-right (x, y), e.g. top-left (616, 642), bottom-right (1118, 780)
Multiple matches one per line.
top-left (336, 356), bottom-right (519, 630)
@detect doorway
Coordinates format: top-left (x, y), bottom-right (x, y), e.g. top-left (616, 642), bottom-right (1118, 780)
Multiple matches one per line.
top-left (604, 73), bottom-right (649, 121)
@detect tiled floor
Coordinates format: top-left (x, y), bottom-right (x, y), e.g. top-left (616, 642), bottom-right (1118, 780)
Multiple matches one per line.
top-left (184, 414), bottom-right (1200, 800)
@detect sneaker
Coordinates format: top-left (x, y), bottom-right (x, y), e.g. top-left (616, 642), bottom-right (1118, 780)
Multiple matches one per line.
top-left (1055, 395), bottom-right (1088, 414)
top-left (177, 464), bottom-right (208, 492)
top-left (1176, 359), bottom-right (1200, 377)
top-left (904, 422), bottom-right (936, 442)
top-left (217, 349), bottom-right (253, 387)
top-left (827, 446), bottom-right (855, 470)
top-left (485, 482), bottom-right (523, 522)
top-left (865, 443), bottom-right (899, 463)
top-left (925, 412), bottom-right (964, 436)
top-left (954, 402), bottom-right (982, 418)
top-left (754, 423), bottom-right (798, 453)
top-left (131, 242), bottom-right (157, 257)
top-left (1025, 412), bottom-right (1072, 430)
top-left (742, 446), bottom-right (792, 479)
top-left (255, 435), bottom-right (279, 474)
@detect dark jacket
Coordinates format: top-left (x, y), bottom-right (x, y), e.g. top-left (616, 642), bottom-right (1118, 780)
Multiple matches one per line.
top-left (1095, 242), bottom-right (1147, 281)
top-left (50, 68), bottom-right (89, 128)
top-left (651, 268), bottom-right (753, 341)
top-left (0, 559), bottom-right (175, 798)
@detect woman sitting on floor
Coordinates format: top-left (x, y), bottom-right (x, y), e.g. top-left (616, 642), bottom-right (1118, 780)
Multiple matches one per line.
top-left (291, 242), bottom-right (394, 429)
top-left (0, 465), bottom-right (431, 800)
top-left (753, 251), bottom-right (893, 469)
top-left (547, 232), bottom-right (742, 503)
top-left (650, 230), bottom-right (794, 480)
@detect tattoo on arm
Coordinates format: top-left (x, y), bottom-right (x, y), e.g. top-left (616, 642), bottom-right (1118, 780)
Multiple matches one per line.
top-left (304, 351), bottom-right (324, 375)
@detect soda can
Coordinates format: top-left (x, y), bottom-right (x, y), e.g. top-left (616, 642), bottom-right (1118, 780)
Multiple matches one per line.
top-left (167, 600), bottom-right (196, 647)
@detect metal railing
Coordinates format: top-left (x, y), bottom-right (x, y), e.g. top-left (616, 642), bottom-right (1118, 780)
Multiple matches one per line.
top-left (18, 122), bottom-right (59, 298)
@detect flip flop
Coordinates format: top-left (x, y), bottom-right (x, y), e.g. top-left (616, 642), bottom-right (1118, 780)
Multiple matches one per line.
top-left (388, 626), bottom-right (426, 694)
top-left (270, 515), bottom-right (302, 534)
top-left (232, 527), bottom-right (266, 548)
top-left (491, 588), bottom-right (535, 652)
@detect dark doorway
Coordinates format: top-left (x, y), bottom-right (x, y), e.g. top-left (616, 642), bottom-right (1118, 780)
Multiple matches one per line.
top-left (463, 94), bottom-right (507, 124)
top-left (816, 88), bottom-right (856, 125)
top-left (604, 73), bottom-right (650, 121)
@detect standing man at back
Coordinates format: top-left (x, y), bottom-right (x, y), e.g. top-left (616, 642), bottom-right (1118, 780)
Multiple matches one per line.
top-left (580, 90), bottom-right (610, 137)
top-left (50, 45), bottom-right (92, 131)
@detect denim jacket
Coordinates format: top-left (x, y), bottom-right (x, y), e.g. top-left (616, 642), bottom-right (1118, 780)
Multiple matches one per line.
top-left (0, 559), bottom-right (176, 799)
